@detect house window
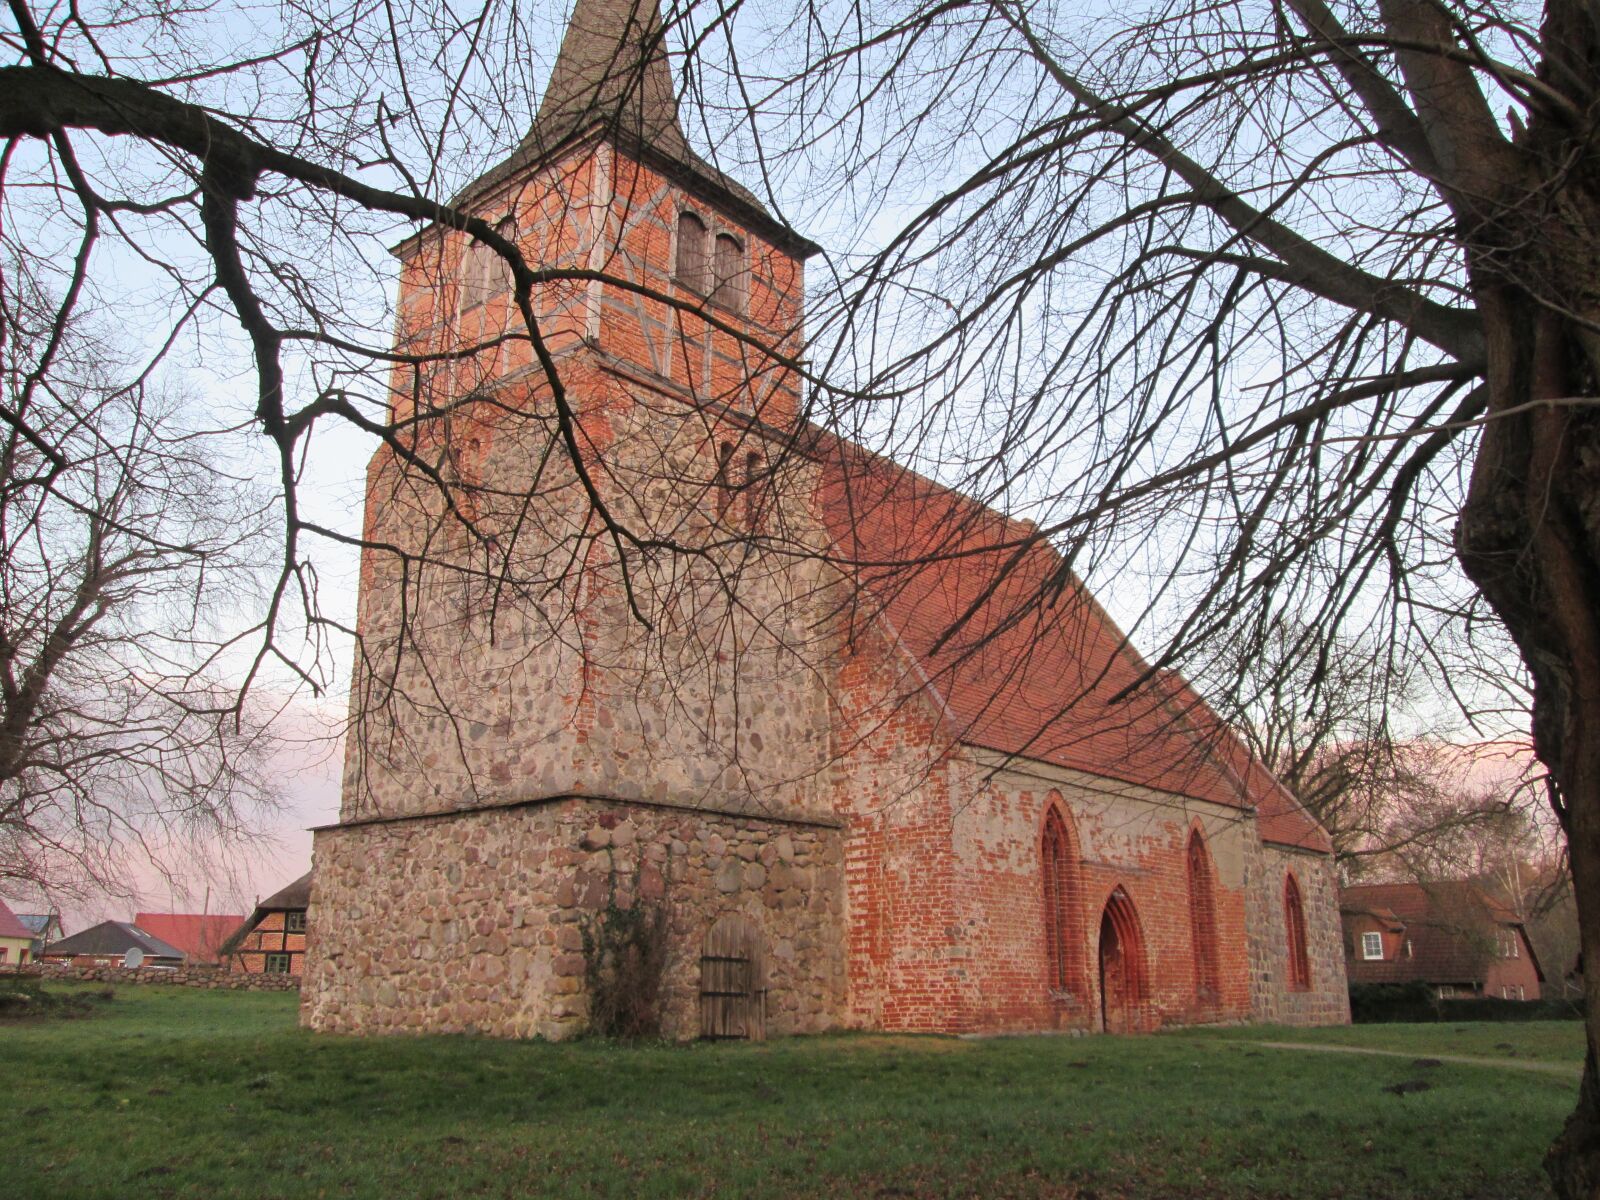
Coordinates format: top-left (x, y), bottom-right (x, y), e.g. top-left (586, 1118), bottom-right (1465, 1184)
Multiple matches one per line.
top-left (712, 233), bottom-right (746, 311)
top-left (0, 948), bottom-right (8, 963)
top-left (1439, 984), bottom-right (1460, 1000)
top-left (1361, 932), bottom-right (1384, 961)
top-left (1506, 932), bottom-right (1520, 958)
top-left (264, 953), bottom-right (292, 974)
top-left (285, 911), bottom-right (307, 934)
top-left (18, 949), bottom-right (27, 965)
top-left (676, 212), bottom-right (709, 293)
top-left (1283, 873), bottom-right (1311, 991)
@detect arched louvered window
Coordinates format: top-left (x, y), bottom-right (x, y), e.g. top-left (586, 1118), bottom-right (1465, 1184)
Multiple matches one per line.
top-left (676, 212), bottom-right (709, 293)
top-left (1284, 872), bottom-right (1311, 991)
top-left (1042, 801), bottom-right (1083, 995)
top-left (487, 216), bottom-right (515, 301)
top-left (1186, 828), bottom-right (1220, 1002)
top-left (459, 216), bottom-right (516, 314)
top-left (712, 233), bottom-right (746, 311)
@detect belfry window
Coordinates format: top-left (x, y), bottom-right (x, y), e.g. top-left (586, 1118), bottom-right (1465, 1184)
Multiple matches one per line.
top-left (459, 216), bottom-right (516, 314)
top-left (712, 233), bottom-right (746, 311)
top-left (676, 211), bottom-right (709, 293)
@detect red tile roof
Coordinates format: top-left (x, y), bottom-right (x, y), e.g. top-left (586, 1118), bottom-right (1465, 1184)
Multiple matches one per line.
top-left (131, 913), bottom-right (247, 963)
top-left (1342, 881), bottom-right (1543, 985)
top-left (815, 438), bottom-right (1332, 851)
top-left (0, 896), bottom-right (32, 941)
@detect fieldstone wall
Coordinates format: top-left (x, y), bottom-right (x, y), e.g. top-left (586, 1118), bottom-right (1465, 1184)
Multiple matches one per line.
top-left (1245, 841), bottom-right (1350, 1026)
top-left (303, 794), bottom-right (846, 1040)
top-left (18, 961), bottom-right (301, 991)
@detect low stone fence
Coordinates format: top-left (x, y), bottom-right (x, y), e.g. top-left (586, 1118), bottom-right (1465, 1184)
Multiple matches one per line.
top-left (13, 961), bottom-right (301, 991)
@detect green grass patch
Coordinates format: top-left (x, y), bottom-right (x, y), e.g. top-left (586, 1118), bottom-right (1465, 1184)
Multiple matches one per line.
top-left (5, 983), bottom-right (1577, 1198)
top-left (1183, 1019), bottom-right (1585, 1066)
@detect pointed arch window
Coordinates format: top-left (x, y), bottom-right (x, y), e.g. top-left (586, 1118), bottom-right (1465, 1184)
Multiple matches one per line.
top-left (1042, 802), bottom-right (1083, 996)
top-left (712, 233), bottom-right (746, 312)
top-left (1284, 873), bottom-right (1312, 992)
top-left (1186, 828), bottom-right (1220, 1002)
top-left (676, 211), bottom-right (709, 293)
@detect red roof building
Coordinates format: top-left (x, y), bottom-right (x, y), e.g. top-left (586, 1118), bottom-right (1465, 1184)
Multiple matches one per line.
top-left (131, 913), bottom-right (247, 965)
top-left (1342, 882), bottom-right (1544, 1001)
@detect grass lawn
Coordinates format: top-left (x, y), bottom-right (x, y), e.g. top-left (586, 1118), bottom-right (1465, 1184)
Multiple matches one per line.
top-left (1184, 1018), bottom-right (1586, 1066)
top-left (2, 983), bottom-right (1580, 1199)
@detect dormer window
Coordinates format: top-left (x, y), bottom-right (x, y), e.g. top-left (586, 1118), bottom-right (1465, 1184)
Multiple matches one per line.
top-left (676, 211), bottom-right (709, 293)
top-left (712, 233), bottom-right (746, 312)
top-left (1361, 932), bottom-right (1383, 961)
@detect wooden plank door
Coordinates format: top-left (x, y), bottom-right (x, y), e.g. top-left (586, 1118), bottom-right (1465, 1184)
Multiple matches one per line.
top-left (699, 915), bottom-right (766, 1040)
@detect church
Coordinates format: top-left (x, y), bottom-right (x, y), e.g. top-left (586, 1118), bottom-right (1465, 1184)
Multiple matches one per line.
top-left (301, 0), bottom-right (1350, 1039)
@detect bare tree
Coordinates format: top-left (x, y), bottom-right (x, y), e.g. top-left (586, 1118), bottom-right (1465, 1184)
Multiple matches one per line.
top-left (0, 280), bottom-right (278, 904)
top-left (1196, 618), bottom-right (1533, 873)
top-left (5, 0), bottom-right (1600, 1187)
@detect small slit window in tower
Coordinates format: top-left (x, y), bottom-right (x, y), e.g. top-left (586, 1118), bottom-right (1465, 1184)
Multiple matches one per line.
top-left (743, 451), bottom-right (763, 529)
top-left (715, 441), bottom-right (736, 519)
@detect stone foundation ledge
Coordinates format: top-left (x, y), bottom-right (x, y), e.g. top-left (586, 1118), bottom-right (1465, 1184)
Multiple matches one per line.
top-left (12, 962), bottom-right (302, 991)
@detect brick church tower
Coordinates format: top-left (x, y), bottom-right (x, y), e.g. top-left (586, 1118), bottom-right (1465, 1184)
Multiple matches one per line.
top-left (303, 0), bottom-right (1350, 1039)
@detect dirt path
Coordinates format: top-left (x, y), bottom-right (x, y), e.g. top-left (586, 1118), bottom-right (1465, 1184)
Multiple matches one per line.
top-left (1240, 1039), bottom-right (1581, 1077)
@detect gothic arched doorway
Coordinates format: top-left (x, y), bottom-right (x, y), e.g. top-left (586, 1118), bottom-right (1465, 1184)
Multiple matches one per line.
top-left (1098, 887), bottom-right (1150, 1034)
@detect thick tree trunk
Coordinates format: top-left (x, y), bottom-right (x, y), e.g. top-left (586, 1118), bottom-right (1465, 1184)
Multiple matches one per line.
top-left (1457, 284), bottom-right (1600, 1196)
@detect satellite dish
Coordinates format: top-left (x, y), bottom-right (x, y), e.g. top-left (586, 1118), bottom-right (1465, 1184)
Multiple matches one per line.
top-left (123, 947), bottom-right (144, 968)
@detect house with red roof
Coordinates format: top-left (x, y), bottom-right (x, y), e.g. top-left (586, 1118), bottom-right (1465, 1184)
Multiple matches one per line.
top-left (301, 0), bottom-right (1348, 1041)
top-left (0, 897), bottom-right (35, 968)
top-left (1343, 881), bottom-right (1544, 1001)
top-left (131, 912), bottom-right (246, 965)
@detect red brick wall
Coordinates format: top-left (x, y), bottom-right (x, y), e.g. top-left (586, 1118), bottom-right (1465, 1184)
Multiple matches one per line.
top-left (824, 618), bottom-right (1265, 1034)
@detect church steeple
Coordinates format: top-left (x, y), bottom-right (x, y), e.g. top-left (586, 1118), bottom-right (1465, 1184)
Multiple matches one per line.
top-left (525, 0), bottom-right (689, 160)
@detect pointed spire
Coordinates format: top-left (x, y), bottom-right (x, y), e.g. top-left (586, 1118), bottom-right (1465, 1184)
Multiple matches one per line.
top-left (524, 0), bottom-right (689, 160)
